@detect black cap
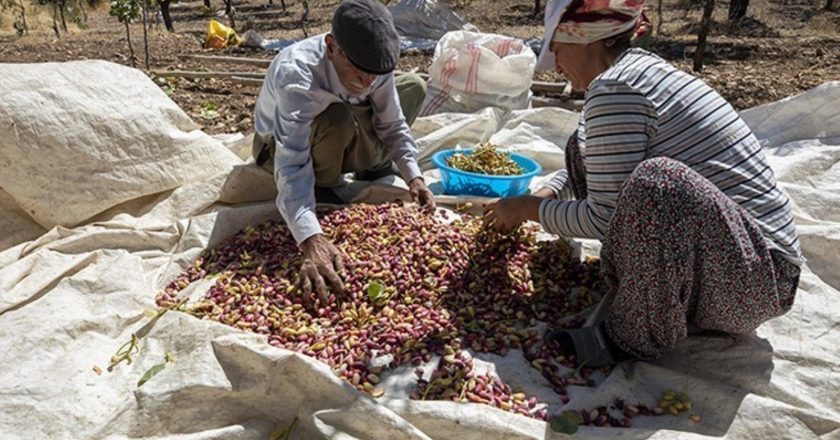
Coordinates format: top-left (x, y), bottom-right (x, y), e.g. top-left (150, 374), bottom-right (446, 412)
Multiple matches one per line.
top-left (331, 0), bottom-right (401, 75)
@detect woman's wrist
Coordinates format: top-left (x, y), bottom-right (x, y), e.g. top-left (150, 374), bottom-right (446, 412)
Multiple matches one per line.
top-left (533, 187), bottom-right (557, 199)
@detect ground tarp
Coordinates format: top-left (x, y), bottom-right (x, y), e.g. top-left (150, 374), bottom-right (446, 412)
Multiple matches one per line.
top-left (0, 62), bottom-right (838, 439)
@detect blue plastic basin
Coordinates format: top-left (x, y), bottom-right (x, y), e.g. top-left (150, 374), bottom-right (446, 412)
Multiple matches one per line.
top-left (431, 148), bottom-right (542, 197)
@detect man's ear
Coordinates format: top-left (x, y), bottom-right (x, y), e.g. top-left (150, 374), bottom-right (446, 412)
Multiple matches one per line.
top-left (325, 33), bottom-right (335, 56)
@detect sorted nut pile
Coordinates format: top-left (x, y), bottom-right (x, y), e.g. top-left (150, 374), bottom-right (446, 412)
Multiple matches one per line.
top-left (413, 349), bottom-right (549, 420)
top-left (551, 392), bottom-right (703, 434)
top-left (156, 203), bottom-right (604, 419)
top-left (659, 389), bottom-right (692, 416)
top-left (446, 143), bottom-right (526, 176)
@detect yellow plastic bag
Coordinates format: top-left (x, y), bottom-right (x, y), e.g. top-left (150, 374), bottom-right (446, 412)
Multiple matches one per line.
top-left (205, 19), bottom-right (242, 49)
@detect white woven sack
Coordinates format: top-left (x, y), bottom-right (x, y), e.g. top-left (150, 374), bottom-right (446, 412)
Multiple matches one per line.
top-left (420, 31), bottom-right (536, 116)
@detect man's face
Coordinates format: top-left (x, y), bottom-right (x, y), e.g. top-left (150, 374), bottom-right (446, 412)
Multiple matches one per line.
top-left (326, 34), bottom-right (378, 96)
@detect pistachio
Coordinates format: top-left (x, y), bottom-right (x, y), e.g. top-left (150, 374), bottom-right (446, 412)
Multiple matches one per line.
top-left (154, 203), bottom-right (601, 422)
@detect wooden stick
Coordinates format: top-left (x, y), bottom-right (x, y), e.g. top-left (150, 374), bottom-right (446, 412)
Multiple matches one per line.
top-left (531, 96), bottom-right (583, 111)
top-left (693, 0), bottom-right (715, 72)
top-left (178, 54), bottom-right (570, 94)
top-left (179, 54), bottom-right (272, 68)
top-left (530, 80), bottom-right (570, 95)
top-left (230, 76), bottom-right (265, 86)
top-left (150, 70), bottom-right (266, 79)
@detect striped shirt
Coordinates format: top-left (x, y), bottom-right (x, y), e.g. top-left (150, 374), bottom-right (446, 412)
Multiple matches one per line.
top-left (539, 48), bottom-right (803, 265)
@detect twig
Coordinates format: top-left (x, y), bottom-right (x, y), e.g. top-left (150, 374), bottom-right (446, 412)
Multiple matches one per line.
top-left (179, 54), bottom-right (272, 67)
top-left (150, 70), bottom-right (265, 79)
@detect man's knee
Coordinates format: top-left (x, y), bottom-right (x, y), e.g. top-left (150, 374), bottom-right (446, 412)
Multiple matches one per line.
top-left (311, 103), bottom-right (355, 148)
top-left (396, 74), bottom-right (427, 125)
top-left (397, 73), bottom-right (427, 100)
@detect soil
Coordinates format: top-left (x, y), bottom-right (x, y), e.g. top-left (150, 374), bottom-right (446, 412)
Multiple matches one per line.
top-left (1, 0), bottom-right (838, 134)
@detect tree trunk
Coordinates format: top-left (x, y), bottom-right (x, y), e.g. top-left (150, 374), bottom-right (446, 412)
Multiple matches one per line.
top-left (52, 3), bottom-right (60, 37)
top-left (19, 1), bottom-right (28, 34)
top-left (58, 0), bottom-right (67, 31)
top-left (728, 0), bottom-right (749, 22)
top-left (300, 0), bottom-right (309, 38)
top-left (826, 0), bottom-right (834, 11)
top-left (142, 0), bottom-right (150, 69)
top-left (125, 21), bottom-right (136, 67)
top-left (656, 0), bottom-right (664, 34)
top-left (693, 0), bottom-right (715, 72)
top-left (533, 0), bottom-right (540, 16)
top-left (203, 0), bottom-right (210, 7)
top-left (224, 0), bottom-right (235, 28)
top-left (79, 0), bottom-right (88, 24)
top-left (159, 0), bottom-right (174, 31)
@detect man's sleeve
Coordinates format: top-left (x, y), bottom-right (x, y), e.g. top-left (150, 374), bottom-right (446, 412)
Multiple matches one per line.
top-left (270, 64), bottom-right (325, 244)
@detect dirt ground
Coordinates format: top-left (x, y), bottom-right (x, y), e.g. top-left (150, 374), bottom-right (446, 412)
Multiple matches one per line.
top-left (1, 0), bottom-right (838, 134)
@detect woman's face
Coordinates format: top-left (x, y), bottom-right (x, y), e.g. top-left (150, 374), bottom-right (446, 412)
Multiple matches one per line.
top-left (550, 41), bottom-right (594, 92)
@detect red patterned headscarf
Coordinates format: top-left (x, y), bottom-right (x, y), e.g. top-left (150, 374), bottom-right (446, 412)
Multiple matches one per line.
top-left (553, 0), bottom-right (648, 43)
top-left (536, 0), bottom-right (649, 70)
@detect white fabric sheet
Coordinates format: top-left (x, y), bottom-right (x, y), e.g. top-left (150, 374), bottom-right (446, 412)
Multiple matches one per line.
top-left (0, 62), bottom-right (837, 440)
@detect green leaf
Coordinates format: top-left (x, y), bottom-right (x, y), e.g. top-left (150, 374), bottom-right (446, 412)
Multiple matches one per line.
top-left (465, 320), bottom-right (482, 333)
top-left (199, 102), bottom-right (219, 120)
top-left (549, 411), bottom-right (582, 435)
top-left (137, 352), bottom-right (174, 387)
top-left (367, 281), bottom-right (385, 301)
top-left (270, 416), bottom-right (299, 440)
top-left (137, 362), bottom-right (167, 387)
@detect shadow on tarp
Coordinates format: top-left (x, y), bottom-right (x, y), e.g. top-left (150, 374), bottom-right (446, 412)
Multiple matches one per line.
top-left (538, 332), bottom-right (774, 438)
top-left (186, 162), bottom-right (769, 438)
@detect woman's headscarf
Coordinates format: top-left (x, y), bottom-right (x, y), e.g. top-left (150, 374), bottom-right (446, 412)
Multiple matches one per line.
top-left (536, 0), bottom-right (649, 70)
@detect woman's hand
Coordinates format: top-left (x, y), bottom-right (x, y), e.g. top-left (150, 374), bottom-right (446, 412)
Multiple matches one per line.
top-left (483, 196), bottom-right (544, 233)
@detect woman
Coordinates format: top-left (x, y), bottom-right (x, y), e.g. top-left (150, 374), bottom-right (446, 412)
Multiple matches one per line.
top-left (484, 0), bottom-right (802, 367)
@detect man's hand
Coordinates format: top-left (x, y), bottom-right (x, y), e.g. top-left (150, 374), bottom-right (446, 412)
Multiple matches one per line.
top-left (409, 177), bottom-right (436, 213)
top-left (483, 196), bottom-right (543, 233)
top-left (297, 234), bottom-right (346, 308)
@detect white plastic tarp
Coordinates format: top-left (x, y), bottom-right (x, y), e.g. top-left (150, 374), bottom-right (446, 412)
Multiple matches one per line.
top-left (390, 0), bottom-right (479, 53)
top-left (241, 0), bottom-right (477, 54)
top-left (0, 62), bottom-right (838, 440)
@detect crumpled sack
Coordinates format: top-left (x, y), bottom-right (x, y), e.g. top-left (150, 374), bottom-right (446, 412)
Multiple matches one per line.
top-left (420, 31), bottom-right (536, 116)
top-left (205, 19), bottom-right (242, 49)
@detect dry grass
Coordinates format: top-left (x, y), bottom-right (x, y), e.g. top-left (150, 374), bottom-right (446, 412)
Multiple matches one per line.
top-left (0, 0), bottom-right (836, 132)
top-left (0, 0), bottom-right (105, 37)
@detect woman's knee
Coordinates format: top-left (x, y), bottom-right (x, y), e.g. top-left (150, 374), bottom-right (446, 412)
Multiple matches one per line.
top-left (621, 157), bottom-right (701, 203)
top-left (630, 157), bottom-right (687, 182)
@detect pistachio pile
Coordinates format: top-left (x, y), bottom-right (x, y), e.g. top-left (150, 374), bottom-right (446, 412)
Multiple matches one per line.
top-left (156, 203), bottom-right (604, 420)
top-left (413, 349), bottom-right (548, 420)
top-left (446, 143), bottom-right (526, 176)
top-left (659, 389), bottom-right (693, 416)
top-left (566, 392), bottom-right (699, 429)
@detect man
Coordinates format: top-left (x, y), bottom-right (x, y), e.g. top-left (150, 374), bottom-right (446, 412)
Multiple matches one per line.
top-left (253, 0), bottom-right (435, 305)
